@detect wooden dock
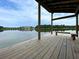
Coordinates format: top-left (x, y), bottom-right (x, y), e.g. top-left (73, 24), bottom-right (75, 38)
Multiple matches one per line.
top-left (0, 34), bottom-right (79, 59)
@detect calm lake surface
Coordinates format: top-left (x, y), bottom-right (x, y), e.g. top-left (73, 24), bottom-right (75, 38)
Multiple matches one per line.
top-left (0, 30), bottom-right (39, 48)
top-left (0, 30), bottom-right (78, 48)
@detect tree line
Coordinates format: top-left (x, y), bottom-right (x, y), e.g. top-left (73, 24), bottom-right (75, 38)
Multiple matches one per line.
top-left (35, 25), bottom-right (79, 32)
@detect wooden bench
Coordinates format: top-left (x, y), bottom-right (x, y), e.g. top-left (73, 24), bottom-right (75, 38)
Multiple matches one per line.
top-left (55, 31), bottom-right (70, 36)
top-left (55, 31), bottom-right (78, 40)
top-left (71, 34), bottom-right (78, 40)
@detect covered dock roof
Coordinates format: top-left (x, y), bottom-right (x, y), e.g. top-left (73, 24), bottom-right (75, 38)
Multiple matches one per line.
top-left (35, 0), bottom-right (79, 40)
top-left (36, 0), bottom-right (79, 13)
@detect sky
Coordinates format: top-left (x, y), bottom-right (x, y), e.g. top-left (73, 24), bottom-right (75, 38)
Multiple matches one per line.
top-left (0, 0), bottom-right (77, 27)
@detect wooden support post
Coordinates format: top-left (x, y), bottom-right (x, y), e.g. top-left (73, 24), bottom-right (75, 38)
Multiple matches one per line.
top-left (78, 14), bottom-right (79, 36)
top-left (76, 14), bottom-right (78, 37)
top-left (51, 13), bottom-right (53, 26)
top-left (75, 6), bottom-right (79, 37)
top-left (38, 3), bottom-right (41, 26)
top-left (51, 13), bottom-right (53, 34)
top-left (38, 3), bottom-right (41, 40)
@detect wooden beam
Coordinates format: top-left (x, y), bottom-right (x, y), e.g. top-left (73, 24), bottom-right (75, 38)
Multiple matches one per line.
top-left (49, 0), bottom-right (79, 6)
top-left (52, 15), bottom-right (75, 21)
top-left (75, 6), bottom-right (79, 15)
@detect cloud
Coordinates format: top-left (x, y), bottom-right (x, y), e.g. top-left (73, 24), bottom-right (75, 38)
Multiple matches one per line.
top-left (0, 0), bottom-right (77, 27)
top-left (0, 0), bottom-right (21, 10)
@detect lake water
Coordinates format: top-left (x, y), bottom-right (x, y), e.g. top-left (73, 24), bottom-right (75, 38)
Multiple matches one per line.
top-left (0, 30), bottom-right (39, 48)
top-left (0, 30), bottom-right (78, 48)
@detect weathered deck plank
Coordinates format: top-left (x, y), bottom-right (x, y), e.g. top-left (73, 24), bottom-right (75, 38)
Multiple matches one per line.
top-left (71, 37), bottom-right (79, 59)
top-left (49, 37), bottom-right (64, 59)
top-left (66, 37), bottom-right (74, 59)
top-left (0, 35), bottom-right (79, 59)
top-left (58, 37), bottom-right (67, 59)
top-left (42, 37), bottom-right (63, 59)
top-left (12, 37), bottom-right (54, 59)
top-left (33, 36), bottom-right (60, 59)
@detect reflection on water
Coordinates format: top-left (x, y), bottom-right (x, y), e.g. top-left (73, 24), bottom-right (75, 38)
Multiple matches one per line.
top-left (0, 29), bottom-right (49, 48)
top-left (0, 30), bottom-right (4, 32)
top-left (0, 30), bottom-right (38, 48)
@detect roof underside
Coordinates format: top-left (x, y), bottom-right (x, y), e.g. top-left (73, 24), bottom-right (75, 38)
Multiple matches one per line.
top-left (36, 0), bottom-right (79, 13)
